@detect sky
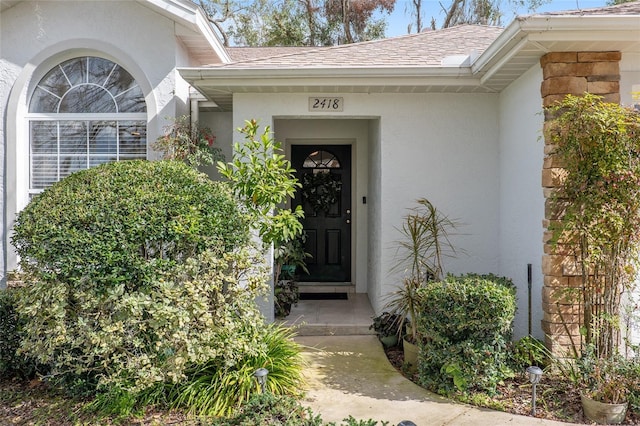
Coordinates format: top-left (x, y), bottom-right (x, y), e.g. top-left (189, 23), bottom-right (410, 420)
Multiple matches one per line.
top-left (381, 0), bottom-right (610, 37)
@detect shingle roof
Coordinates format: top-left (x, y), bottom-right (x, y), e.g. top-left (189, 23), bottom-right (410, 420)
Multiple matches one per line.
top-left (214, 25), bottom-right (504, 69)
top-left (228, 46), bottom-right (325, 62)
top-left (534, 0), bottom-right (640, 16)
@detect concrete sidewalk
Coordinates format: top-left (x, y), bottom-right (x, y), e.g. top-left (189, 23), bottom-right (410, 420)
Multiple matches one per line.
top-left (296, 335), bottom-right (573, 426)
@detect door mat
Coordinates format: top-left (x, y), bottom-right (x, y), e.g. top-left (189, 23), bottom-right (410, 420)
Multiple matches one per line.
top-left (299, 292), bottom-right (348, 300)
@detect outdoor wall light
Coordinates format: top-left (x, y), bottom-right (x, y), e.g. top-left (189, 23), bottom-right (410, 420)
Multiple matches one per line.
top-left (254, 368), bottom-right (269, 393)
top-left (526, 366), bottom-right (543, 416)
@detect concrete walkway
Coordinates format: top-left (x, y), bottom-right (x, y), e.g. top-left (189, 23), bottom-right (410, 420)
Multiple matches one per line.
top-left (296, 335), bottom-right (574, 426)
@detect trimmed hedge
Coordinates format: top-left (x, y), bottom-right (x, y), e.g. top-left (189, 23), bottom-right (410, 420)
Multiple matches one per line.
top-left (13, 160), bottom-right (248, 290)
top-left (10, 160), bottom-right (255, 393)
top-left (416, 274), bottom-right (516, 394)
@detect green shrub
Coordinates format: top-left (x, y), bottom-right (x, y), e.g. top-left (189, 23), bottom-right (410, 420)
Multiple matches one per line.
top-left (0, 288), bottom-right (43, 379)
top-left (416, 274), bottom-right (517, 395)
top-left (11, 160), bottom-right (259, 394)
top-left (165, 323), bottom-right (305, 417)
top-left (621, 356), bottom-right (640, 414)
top-left (512, 335), bottom-right (550, 370)
top-left (210, 389), bottom-right (321, 426)
top-left (13, 160), bottom-right (248, 289)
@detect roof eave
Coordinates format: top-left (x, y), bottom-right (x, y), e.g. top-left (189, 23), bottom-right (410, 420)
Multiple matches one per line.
top-left (472, 14), bottom-right (640, 83)
top-left (139, 0), bottom-right (230, 64)
top-left (179, 66), bottom-right (476, 83)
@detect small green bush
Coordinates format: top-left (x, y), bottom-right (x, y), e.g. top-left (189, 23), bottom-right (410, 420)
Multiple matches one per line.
top-left (621, 356), bottom-right (640, 414)
top-left (211, 391), bottom-right (322, 426)
top-left (11, 160), bottom-right (258, 394)
top-left (211, 393), bottom-right (389, 426)
top-left (512, 335), bottom-right (550, 370)
top-left (416, 274), bottom-right (517, 394)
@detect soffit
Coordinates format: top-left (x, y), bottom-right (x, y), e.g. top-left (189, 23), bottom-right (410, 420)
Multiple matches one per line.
top-left (136, 0), bottom-right (229, 64)
top-left (476, 15), bottom-right (640, 91)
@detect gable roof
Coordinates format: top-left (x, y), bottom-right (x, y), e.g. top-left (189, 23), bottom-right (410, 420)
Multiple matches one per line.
top-left (228, 46), bottom-right (325, 62)
top-left (222, 25), bottom-right (503, 69)
top-left (180, 2), bottom-right (640, 111)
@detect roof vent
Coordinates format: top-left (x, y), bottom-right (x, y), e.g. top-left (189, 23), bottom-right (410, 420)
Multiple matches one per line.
top-left (441, 54), bottom-right (471, 67)
top-left (441, 50), bottom-right (479, 67)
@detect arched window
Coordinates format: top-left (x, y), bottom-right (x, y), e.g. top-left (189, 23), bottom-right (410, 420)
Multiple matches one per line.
top-left (28, 56), bottom-right (147, 191)
top-left (302, 150), bottom-right (341, 169)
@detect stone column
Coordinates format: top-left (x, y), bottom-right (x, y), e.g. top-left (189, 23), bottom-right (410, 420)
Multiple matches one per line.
top-left (540, 51), bottom-right (621, 355)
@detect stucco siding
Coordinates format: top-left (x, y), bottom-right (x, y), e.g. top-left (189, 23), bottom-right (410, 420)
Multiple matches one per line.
top-left (379, 93), bottom-right (501, 307)
top-left (232, 92), bottom-right (501, 313)
top-left (498, 65), bottom-right (545, 339)
top-left (621, 51), bottom-right (640, 108)
top-left (0, 0), bottom-right (199, 281)
top-left (620, 51), bottom-right (640, 346)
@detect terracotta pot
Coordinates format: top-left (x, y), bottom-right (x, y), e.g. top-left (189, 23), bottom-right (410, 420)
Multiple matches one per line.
top-left (581, 394), bottom-right (628, 425)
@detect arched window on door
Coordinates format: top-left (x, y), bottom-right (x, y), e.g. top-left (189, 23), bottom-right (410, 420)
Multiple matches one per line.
top-left (28, 56), bottom-right (147, 193)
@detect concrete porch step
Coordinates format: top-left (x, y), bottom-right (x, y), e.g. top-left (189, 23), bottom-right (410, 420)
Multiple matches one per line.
top-left (280, 293), bottom-right (376, 337)
top-left (297, 283), bottom-right (355, 294)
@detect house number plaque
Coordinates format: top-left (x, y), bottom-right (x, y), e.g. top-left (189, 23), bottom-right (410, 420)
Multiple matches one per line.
top-left (309, 97), bottom-right (343, 112)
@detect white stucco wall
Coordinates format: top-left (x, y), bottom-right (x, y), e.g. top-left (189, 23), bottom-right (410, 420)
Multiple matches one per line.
top-left (498, 65), bottom-right (546, 340)
top-left (621, 51), bottom-right (640, 108)
top-left (0, 1), bottom-right (198, 280)
top-left (231, 92), bottom-right (502, 314)
top-left (620, 50), bottom-right (640, 347)
top-left (199, 111), bottom-right (234, 179)
top-left (368, 119), bottom-right (383, 308)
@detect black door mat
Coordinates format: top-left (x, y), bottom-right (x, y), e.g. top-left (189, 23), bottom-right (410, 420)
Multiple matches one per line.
top-left (299, 292), bottom-right (349, 300)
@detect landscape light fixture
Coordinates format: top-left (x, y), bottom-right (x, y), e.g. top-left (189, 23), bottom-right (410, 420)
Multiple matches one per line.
top-left (397, 421), bottom-right (417, 426)
top-left (254, 368), bottom-right (269, 393)
top-left (526, 366), bottom-right (543, 416)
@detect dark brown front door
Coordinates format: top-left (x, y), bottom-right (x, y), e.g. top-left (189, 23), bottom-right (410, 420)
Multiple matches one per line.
top-left (292, 145), bottom-right (351, 282)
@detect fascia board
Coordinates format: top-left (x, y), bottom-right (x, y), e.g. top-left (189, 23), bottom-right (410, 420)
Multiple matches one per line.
top-left (179, 66), bottom-right (475, 82)
top-left (192, 8), bottom-right (231, 63)
top-left (518, 15), bottom-right (640, 33)
top-left (471, 19), bottom-right (526, 75)
top-left (179, 67), bottom-right (484, 93)
top-left (140, 0), bottom-right (230, 63)
top-left (472, 15), bottom-right (640, 75)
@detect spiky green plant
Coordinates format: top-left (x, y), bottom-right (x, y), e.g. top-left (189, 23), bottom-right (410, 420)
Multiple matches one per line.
top-left (166, 323), bottom-right (305, 417)
top-left (385, 198), bottom-right (461, 341)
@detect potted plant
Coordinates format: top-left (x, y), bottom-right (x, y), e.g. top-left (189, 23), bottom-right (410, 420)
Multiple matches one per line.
top-left (274, 233), bottom-right (310, 282)
top-left (274, 279), bottom-right (299, 318)
top-left (577, 349), bottom-right (632, 425)
top-left (370, 312), bottom-right (403, 347)
top-left (273, 234), bottom-right (311, 318)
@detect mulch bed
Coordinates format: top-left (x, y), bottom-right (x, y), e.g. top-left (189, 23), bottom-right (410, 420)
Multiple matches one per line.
top-left (384, 345), bottom-right (640, 425)
top-left (1, 348), bottom-right (638, 425)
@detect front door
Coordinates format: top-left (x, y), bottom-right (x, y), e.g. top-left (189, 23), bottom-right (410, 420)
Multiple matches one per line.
top-left (291, 145), bottom-right (351, 282)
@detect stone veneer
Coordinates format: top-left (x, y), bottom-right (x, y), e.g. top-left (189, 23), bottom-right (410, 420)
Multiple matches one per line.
top-left (540, 51), bottom-right (621, 354)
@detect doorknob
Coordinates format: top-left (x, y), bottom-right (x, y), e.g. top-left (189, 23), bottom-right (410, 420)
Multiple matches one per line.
top-left (346, 209), bottom-right (351, 214)
top-left (346, 219), bottom-right (351, 224)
